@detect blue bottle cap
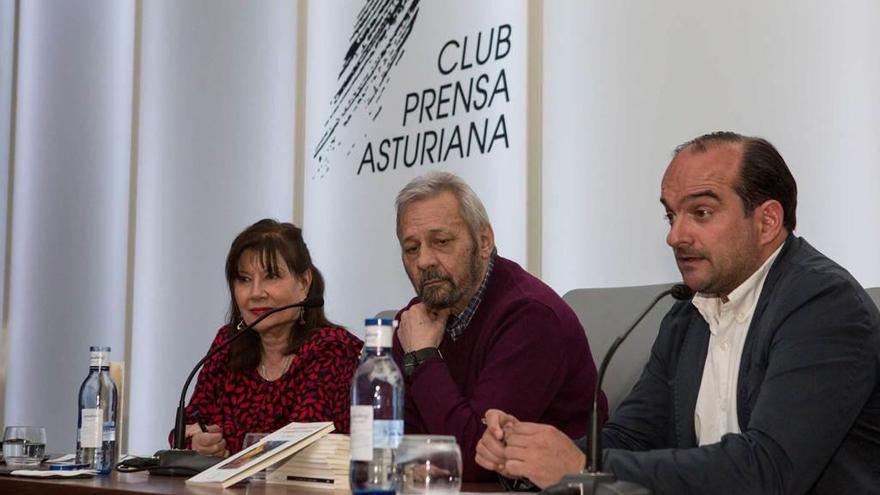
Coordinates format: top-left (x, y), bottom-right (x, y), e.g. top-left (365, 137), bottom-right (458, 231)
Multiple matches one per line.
top-left (364, 318), bottom-right (394, 327)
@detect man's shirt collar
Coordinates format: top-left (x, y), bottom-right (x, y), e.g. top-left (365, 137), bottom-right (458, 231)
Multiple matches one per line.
top-left (692, 243), bottom-right (784, 333)
top-left (445, 248), bottom-right (497, 341)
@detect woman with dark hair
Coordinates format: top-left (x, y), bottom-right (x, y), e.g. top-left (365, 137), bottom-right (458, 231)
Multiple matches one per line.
top-left (176, 219), bottom-right (362, 457)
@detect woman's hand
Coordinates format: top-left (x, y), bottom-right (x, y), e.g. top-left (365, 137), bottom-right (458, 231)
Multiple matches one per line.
top-left (186, 423), bottom-right (229, 457)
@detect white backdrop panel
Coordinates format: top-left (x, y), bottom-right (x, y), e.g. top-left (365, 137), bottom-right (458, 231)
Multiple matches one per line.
top-left (543, 0), bottom-right (880, 295)
top-left (304, 0), bottom-right (529, 335)
top-left (127, 0), bottom-right (298, 454)
top-left (5, 0), bottom-right (134, 451)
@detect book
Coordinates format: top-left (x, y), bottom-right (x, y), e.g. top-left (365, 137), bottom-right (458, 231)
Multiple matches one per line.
top-left (267, 433), bottom-right (351, 490)
top-left (186, 421), bottom-right (334, 488)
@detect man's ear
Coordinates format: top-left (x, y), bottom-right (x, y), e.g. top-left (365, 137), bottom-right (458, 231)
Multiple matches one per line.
top-left (756, 199), bottom-right (784, 245)
top-left (478, 224), bottom-right (495, 259)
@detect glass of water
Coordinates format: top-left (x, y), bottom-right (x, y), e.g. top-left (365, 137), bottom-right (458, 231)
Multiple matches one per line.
top-left (3, 426), bottom-right (46, 467)
top-left (397, 435), bottom-right (462, 495)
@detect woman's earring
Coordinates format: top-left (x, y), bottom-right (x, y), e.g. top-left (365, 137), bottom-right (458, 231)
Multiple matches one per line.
top-left (298, 309), bottom-right (306, 326)
top-left (236, 319), bottom-right (245, 331)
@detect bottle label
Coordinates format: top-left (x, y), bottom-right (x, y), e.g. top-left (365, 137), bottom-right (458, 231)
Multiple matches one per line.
top-left (103, 426), bottom-right (116, 442)
top-left (89, 352), bottom-right (109, 368)
top-left (350, 405), bottom-right (373, 461)
top-left (373, 419), bottom-right (403, 449)
top-left (364, 325), bottom-right (393, 349)
top-left (79, 408), bottom-right (103, 448)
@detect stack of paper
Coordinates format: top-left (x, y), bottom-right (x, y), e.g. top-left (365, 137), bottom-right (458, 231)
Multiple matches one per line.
top-left (266, 433), bottom-right (350, 490)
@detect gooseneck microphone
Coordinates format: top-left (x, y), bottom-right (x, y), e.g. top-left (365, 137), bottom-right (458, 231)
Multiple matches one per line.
top-left (589, 284), bottom-right (692, 473)
top-left (543, 284), bottom-right (693, 495)
top-left (151, 295), bottom-right (324, 476)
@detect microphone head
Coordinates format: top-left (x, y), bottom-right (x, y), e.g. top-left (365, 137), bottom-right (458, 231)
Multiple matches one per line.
top-left (671, 283), bottom-right (695, 301)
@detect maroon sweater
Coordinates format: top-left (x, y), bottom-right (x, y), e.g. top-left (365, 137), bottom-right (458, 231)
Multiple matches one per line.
top-left (393, 256), bottom-right (606, 481)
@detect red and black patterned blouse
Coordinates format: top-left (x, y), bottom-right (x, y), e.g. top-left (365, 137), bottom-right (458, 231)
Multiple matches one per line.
top-left (176, 325), bottom-right (363, 454)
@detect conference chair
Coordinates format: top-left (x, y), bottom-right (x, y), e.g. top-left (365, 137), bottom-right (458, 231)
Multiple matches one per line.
top-left (867, 287), bottom-right (880, 311)
top-left (563, 283), bottom-right (676, 413)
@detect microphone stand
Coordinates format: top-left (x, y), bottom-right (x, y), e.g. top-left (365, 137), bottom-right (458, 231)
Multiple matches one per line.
top-left (150, 296), bottom-right (323, 476)
top-left (542, 284), bottom-right (693, 495)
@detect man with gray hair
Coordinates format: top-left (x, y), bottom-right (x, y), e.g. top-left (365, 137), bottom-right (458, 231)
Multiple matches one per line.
top-left (392, 171), bottom-right (604, 482)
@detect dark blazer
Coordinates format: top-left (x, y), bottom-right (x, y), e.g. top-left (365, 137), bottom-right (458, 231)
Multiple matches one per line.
top-left (591, 236), bottom-right (880, 494)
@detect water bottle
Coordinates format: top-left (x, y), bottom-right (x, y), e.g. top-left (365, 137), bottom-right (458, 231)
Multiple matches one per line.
top-left (350, 319), bottom-right (404, 495)
top-left (76, 346), bottom-right (118, 474)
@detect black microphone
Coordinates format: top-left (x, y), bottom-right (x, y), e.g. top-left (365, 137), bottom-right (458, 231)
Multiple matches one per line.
top-left (542, 284), bottom-right (693, 495)
top-left (150, 295), bottom-right (324, 476)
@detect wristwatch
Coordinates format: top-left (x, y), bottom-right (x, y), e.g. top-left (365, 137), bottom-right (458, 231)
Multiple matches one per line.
top-left (403, 347), bottom-right (443, 378)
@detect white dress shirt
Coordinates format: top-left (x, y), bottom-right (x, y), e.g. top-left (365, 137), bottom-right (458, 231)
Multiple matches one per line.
top-left (691, 244), bottom-right (783, 445)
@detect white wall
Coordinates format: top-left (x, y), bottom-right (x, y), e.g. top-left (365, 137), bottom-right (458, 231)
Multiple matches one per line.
top-left (0, 0), bottom-right (14, 409)
top-left (542, 0), bottom-right (880, 293)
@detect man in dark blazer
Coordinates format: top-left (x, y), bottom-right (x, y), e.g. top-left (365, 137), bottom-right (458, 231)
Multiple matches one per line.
top-left (475, 132), bottom-right (880, 494)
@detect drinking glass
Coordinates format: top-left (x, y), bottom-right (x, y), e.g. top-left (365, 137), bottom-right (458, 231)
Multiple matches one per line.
top-left (397, 435), bottom-right (462, 495)
top-left (3, 426), bottom-right (46, 467)
top-left (242, 432), bottom-right (269, 481)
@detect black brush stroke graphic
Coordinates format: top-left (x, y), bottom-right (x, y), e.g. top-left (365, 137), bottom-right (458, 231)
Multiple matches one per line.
top-left (313, 0), bottom-right (420, 178)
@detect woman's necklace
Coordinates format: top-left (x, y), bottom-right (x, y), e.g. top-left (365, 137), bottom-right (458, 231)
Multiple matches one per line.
top-left (258, 353), bottom-right (293, 381)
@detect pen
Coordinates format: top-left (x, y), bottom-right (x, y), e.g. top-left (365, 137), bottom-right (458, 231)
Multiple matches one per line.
top-left (192, 411), bottom-right (209, 432)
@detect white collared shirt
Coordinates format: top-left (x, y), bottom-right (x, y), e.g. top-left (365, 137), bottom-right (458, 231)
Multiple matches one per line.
top-left (691, 244), bottom-right (783, 445)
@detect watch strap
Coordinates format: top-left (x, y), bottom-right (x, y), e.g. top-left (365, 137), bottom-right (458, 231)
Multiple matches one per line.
top-left (403, 347), bottom-right (443, 378)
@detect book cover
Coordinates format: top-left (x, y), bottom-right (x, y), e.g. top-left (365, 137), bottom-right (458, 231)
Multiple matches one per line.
top-left (186, 421), bottom-right (334, 488)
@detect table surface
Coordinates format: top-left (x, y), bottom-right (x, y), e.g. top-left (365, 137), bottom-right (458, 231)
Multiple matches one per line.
top-left (0, 472), bottom-right (502, 495)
